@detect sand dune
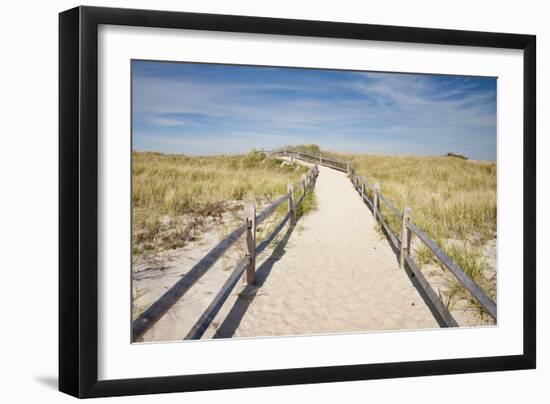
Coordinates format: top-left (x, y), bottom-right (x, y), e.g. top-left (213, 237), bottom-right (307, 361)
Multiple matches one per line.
top-left (135, 160), bottom-right (441, 342)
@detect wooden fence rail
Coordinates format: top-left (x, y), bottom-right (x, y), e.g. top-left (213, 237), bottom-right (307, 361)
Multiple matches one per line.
top-left (268, 149), bottom-right (350, 173)
top-left (407, 222), bottom-right (497, 319)
top-left (132, 164), bottom-right (319, 341)
top-left (347, 167), bottom-right (497, 324)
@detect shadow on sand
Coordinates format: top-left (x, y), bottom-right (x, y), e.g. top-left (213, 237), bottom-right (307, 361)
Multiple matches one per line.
top-left (352, 185), bottom-right (453, 328)
top-left (213, 223), bottom-right (297, 339)
top-left (376, 219), bottom-right (453, 328)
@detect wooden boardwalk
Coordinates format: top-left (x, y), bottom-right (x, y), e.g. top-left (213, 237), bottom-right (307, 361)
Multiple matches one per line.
top-left (214, 163), bottom-right (439, 338)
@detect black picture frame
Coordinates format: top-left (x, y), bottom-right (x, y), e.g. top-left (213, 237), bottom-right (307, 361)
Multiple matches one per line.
top-left (59, 5), bottom-right (536, 398)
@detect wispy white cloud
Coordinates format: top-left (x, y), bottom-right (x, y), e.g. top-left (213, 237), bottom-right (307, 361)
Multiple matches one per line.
top-left (146, 115), bottom-right (201, 127)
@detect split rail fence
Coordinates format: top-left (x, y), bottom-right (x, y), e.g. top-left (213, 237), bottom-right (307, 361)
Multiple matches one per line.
top-left (276, 150), bottom-right (497, 327)
top-left (132, 164), bottom-right (319, 341)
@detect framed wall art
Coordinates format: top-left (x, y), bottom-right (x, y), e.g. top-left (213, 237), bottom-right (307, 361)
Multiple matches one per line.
top-left (59, 5), bottom-right (536, 398)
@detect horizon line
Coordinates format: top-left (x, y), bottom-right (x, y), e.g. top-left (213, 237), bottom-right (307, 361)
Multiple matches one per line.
top-left (131, 148), bottom-right (497, 162)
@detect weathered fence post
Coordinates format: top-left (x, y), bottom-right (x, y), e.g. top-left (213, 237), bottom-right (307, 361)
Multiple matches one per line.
top-left (406, 209), bottom-right (412, 255)
top-left (373, 182), bottom-right (380, 219)
top-left (312, 165), bottom-right (318, 188)
top-left (400, 206), bottom-right (412, 269)
top-left (244, 203), bottom-right (256, 285)
top-left (288, 182), bottom-right (295, 225)
top-left (347, 162), bottom-right (351, 176)
top-left (301, 173), bottom-right (307, 196)
top-left (361, 176), bottom-right (366, 200)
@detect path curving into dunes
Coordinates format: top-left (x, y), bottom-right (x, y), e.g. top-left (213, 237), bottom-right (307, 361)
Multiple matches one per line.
top-left (215, 163), bottom-right (439, 338)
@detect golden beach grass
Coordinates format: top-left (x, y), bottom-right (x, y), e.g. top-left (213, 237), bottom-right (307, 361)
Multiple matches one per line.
top-left (132, 150), bottom-right (308, 255)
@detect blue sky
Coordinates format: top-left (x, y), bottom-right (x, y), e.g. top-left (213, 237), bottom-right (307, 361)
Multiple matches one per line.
top-left (132, 60), bottom-right (497, 160)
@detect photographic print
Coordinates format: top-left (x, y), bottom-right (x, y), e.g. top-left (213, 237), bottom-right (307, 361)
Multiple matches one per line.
top-left (59, 8), bottom-right (536, 396)
top-left (131, 60), bottom-right (497, 343)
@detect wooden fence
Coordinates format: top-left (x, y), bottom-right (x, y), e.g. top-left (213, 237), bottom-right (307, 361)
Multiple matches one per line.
top-left (132, 164), bottom-right (320, 341)
top-left (273, 150), bottom-right (496, 325)
top-left (347, 166), bottom-right (497, 325)
top-left (269, 149), bottom-right (350, 173)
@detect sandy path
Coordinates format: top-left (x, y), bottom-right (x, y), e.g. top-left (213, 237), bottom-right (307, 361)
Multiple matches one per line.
top-left (217, 163), bottom-right (439, 338)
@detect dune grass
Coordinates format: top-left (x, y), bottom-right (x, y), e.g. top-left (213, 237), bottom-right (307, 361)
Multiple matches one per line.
top-left (341, 154), bottom-right (496, 241)
top-left (132, 150), bottom-right (309, 256)
top-left (296, 188), bottom-right (318, 219)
